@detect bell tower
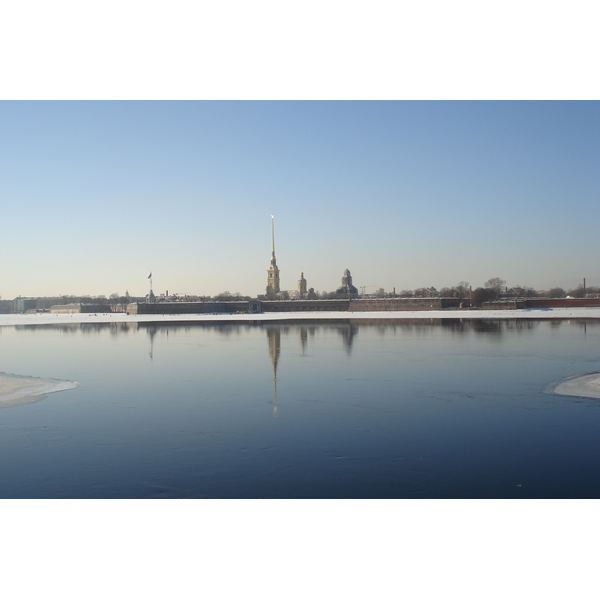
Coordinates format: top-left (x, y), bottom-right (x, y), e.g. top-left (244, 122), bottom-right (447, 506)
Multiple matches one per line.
top-left (298, 272), bottom-right (307, 297)
top-left (266, 215), bottom-right (280, 295)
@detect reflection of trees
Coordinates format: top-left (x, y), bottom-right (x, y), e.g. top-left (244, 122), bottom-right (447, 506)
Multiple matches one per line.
top-left (16, 323), bottom-right (82, 334)
top-left (12, 318), bottom-right (600, 357)
top-left (573, 320), bottom-right (600, 330)
top-left (134, 317), bottom-right (600, 355)
top-left (470, 320), bottom-right (503, 336)
top-left (503, 320), bottom-right (539, 332)
top-left (14, 322), bottom-right (135, 335)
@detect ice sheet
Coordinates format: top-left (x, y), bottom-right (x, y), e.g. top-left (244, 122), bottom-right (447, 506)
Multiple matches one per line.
top-left (0, 373), bottom-right (79, 408)
top-left (1, 307), bottom-right (600, 326)
top-left (546, 373), bottom-right (600, 399)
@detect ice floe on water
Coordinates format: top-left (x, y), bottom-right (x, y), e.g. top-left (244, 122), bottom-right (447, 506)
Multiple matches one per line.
top-left (545, 373), bottom-right (600, 399)
top-left (0, 373), bottom-right (79, 408)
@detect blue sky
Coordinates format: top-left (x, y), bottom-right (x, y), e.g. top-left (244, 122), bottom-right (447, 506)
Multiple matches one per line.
top-left (1, 100), bottom-right (599, 298)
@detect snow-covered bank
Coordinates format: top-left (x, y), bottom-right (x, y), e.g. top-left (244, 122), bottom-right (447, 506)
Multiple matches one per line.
top-left (2, 307), bottom-right (600, 326)
top-left (0, 373), bottom-right (79, 407)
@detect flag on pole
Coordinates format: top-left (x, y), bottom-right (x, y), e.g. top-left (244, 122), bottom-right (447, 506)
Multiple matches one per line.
top-left (148, 272), bottom-right (152, 279)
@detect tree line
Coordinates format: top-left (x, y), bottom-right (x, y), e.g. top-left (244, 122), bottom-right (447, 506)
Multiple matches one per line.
top-left (214, 281), bottom-right (600, 305)
top-left (393, 278), bottom-right (599, 307)
top-left (14, 280), bottom-right (600, 309)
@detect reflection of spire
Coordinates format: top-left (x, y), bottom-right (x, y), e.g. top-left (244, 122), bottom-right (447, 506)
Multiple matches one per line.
top-left (148, 326), bottom-right (157, 361)
top-left (339, 325), bottom-right (358, 355)
top-left (266, 327), bottom-right (281, 416)
top-left (298, 326), bottom-right (308, 355)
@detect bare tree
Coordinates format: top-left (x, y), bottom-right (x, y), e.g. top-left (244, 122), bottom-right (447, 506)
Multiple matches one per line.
top-left (509, 286), bottom-right (537, 298)
top-left (567, 285), bottom-right (585, 298)
top-left (213, 291), bottom-right (233, 301)
top-left (456, 281), bottom-right (470, 298)
top-left (472, 287), bottom-right (498, 306)
top-left (485, 278), bottom-right (506, 293)
top-left (568, 285), bottom-right (600, 298)
top-left (548, 287), bottom-right (566, 298)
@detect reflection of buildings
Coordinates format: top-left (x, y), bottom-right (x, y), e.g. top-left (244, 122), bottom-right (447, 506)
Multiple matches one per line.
top-left (264, 324), bottom-right (357, 416)
top-left (298, 326), bottom-right (308, 355)
top-left (266, 216), bottom-right (280, 296)
top-left (266, 327), bottom-right (280, 416)
top-left (338, 325), bottom-right (358, 354)
top-left (295, 323), bottom-right (358, 354)
top-left (148, 325), bottom-right (158, 360)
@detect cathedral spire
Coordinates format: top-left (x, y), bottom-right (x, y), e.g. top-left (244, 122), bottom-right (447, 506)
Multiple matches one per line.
top-left (266, 215), bottom-right (280, 296)
top-left (271, 214), bottom-right (275, 257)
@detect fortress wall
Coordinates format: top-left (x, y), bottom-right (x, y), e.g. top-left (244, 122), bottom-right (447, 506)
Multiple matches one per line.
top-left (127, 302), bottom-right (247, 315)
top-left (349, 298), bottom-right (445, 311)
top-left (518, 298), bottom-right (600, 308)
top-left (261, 300), bottom-right (350, 312)
top-left (51, 304), bottom-right (126, 314)
top-left (126, 297), bottom-right (470, 315)
top-left (479, 298), bottom-right (600, 310)
top-left (480, 300), bottom-right (518, 310)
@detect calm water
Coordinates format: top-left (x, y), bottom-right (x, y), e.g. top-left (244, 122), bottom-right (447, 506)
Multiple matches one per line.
top-left (1, 318), bottom-right (600, 498)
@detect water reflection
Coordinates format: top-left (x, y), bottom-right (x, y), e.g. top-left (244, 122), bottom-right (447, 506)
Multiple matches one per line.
top-left (266, 327), bottom-right (280, 416)
top-left (147, 325), bottom-right (159, 361)
top-left (298, 326), bottom-right (308, 355)
top-left (3, 317), bottom-right (600, 498)
top-left (14, 317), bottom-right (600, 351)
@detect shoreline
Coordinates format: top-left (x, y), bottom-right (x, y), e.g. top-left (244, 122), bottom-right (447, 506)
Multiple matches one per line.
top-left (2, 307), bottom-right (600, 326)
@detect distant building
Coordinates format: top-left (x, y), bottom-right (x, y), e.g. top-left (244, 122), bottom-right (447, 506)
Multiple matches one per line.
top-left (15, 298), bottom-right (37, 313)
top-left (266, 216), bottom-right (280, 295)
top-left (49, 303), bottom-right (124, 313)
top-left (336, 269), bottom-right (358, 297)
top-left (297, 272), bottom-right (307, 298)
top-left (147, 273), bottom-right (156, 303)
top-left (50, 303), bottom-right (82, 314)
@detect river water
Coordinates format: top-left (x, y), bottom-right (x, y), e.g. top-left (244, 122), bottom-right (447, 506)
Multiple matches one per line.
top-left (1, 318), bottom-right (599, 498)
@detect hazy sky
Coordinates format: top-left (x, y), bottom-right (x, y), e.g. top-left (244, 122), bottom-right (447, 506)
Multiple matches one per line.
top-left (2, 100), bottom-right (599, 298)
